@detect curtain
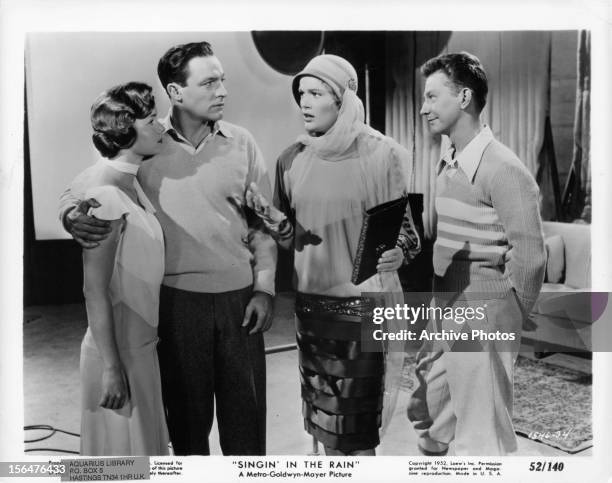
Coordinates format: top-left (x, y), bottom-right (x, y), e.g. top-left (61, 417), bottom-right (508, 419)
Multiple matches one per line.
top-left (385, 32), bottom-right (450, 239)
top-left (386, 31), bottom-right (551, 240)
top-left (563, 30), bottom-right (591, 223)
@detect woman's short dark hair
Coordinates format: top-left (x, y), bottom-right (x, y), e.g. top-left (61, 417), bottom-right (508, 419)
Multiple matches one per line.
top-left (90, 82), bottom-right (155, 159)
top-left (157, 41), bottom-right (214, 92)
top-left (421, 52), bottom-right (488, 113)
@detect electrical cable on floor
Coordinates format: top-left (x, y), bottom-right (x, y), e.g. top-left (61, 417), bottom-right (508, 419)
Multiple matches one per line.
top-left (25, 424), bottom-right (56, 443)
top-left (25, 448), bottom-right (80, 454)
top-left (25, 424), bottom-right (79, 455)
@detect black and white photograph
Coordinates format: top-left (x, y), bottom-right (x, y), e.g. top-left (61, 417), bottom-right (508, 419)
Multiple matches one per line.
top-left (2, 1), bottom-right (611, 482)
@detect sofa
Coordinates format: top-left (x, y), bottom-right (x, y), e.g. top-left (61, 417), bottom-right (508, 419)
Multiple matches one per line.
top-left (525, 221), bottom-right (592, 352)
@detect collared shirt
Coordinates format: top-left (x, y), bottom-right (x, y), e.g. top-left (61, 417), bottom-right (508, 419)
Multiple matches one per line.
top-left (159, 111), bottom-right (234, 155)
top-left (432, 124), bottom-right (546, 315)
top-left (437, 125), bottom-right (494, 182)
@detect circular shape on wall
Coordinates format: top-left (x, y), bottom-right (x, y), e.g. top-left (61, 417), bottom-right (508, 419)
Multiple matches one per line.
top-left (251, 31), bottom-right (325, 76)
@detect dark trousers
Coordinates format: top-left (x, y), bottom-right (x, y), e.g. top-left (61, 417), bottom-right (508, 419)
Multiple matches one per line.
top-left (157, 284), bottom-right (266, 455)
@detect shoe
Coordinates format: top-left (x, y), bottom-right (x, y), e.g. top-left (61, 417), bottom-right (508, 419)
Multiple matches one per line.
top-left (417, 444), bottom-right (448, 456)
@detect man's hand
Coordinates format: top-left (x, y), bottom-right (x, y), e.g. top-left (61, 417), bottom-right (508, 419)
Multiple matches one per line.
top-left (65, 198), bottom-right (112, 248)
top-left (242, 291), bottom-right (274, 335)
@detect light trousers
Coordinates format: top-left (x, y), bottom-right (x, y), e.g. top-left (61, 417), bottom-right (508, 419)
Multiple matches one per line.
top-left (407, 291), bottom-right (522, 456)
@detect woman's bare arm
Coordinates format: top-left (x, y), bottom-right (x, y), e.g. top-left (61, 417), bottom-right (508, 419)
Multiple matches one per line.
top-left (82, 217), bottom-right (129, 410)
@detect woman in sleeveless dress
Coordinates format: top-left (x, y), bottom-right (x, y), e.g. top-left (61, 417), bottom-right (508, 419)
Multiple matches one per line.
top-left (76, 82), bottom-right (169, 455)
top-left (247, 55), bottom-right (421, 455)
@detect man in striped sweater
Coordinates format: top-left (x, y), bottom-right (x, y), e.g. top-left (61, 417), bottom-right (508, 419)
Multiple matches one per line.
top-left (407, 52), bottom-right (546, 455)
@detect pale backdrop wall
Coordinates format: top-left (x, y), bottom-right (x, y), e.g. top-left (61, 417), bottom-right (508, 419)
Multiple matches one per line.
top-left (26, 32), bottom-right (304, 240)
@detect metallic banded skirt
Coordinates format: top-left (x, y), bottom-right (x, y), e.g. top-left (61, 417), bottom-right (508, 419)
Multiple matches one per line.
top-left (296, 292), bottom-right (384, 453)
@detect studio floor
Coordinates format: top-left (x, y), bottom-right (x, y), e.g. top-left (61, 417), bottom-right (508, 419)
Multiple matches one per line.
top-left (23, 293), bottom-right (592, 457)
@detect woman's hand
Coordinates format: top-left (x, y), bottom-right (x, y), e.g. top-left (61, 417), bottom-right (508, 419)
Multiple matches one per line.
top-left (377, 247), bottom-right (404, 272)
top-left (99, 365), bottom-right (130, 410)
top-left (245, 182), bottom-right (286, 226)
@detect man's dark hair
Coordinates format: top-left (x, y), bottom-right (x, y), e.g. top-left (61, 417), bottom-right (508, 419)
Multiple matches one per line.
top-left (157, 41), bottom-right (215, 92)
top-left (421, 52), bottom-right (488, 113)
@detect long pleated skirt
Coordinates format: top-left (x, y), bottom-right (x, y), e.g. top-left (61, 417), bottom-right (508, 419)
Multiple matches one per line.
top-left (295, 293), bottom-right (384, 453)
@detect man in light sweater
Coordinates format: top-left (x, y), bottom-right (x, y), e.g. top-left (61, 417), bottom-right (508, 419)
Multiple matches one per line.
top-left (407, 52), bottom-right (546, 455)
top-left (60, 41), bottom-right (276, 455)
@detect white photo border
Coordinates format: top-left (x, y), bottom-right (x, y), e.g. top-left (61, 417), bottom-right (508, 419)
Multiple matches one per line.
top-left (2, 0), bottom-right (611, 481)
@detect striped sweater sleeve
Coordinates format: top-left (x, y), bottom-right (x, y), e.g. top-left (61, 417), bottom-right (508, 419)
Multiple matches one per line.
top-left (489, 160), bottom-right (546, 315)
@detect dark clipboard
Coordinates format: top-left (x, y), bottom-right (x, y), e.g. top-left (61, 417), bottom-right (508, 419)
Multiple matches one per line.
top-left (351, 196), bottom-right (409, 285)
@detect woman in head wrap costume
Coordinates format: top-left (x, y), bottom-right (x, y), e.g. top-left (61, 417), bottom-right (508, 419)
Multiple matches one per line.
top-left (247, 54), bottom-right (420, 455)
